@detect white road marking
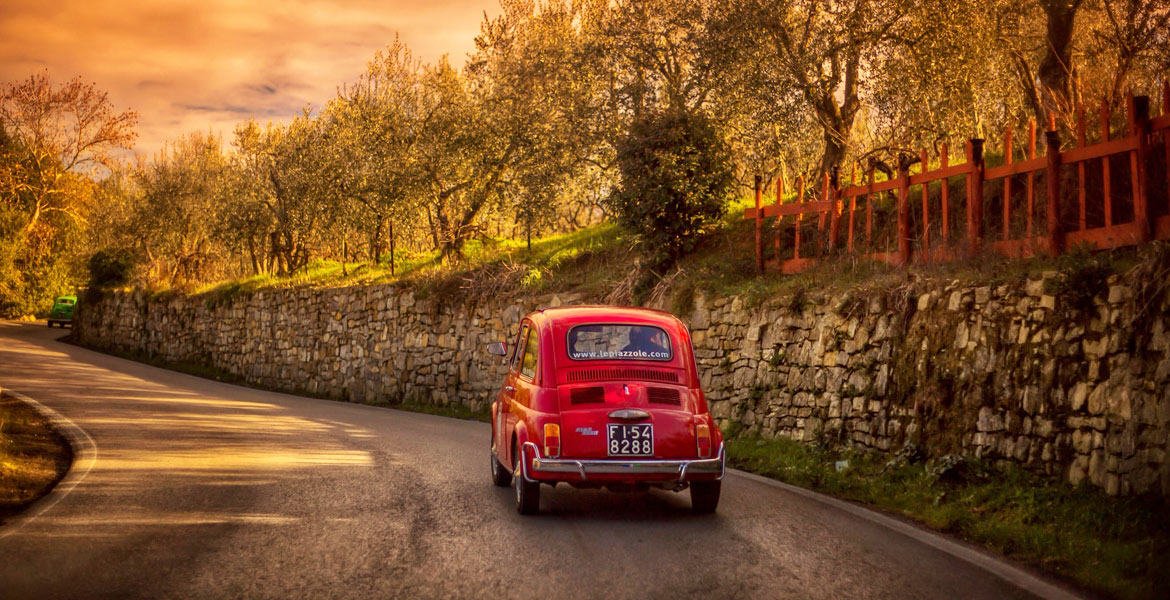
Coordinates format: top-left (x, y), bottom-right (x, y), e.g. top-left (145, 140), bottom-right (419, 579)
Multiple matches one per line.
top-left (0, 386), bottom-right (99, 540)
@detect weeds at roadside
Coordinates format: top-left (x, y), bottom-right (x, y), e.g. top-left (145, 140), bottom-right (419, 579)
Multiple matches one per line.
top-left (726, 434), bottom-right (1170, 600)
top-left (374, 400), bottom-right (490, 423)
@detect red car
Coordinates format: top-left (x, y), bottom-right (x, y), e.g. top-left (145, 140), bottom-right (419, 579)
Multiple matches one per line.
top-left (487, 306), bottom-right (725, 515)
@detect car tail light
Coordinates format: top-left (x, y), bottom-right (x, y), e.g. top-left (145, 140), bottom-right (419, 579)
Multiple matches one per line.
top-left (544, 423), bottom-right (560, 457)
top-left (696, 423), bottom-right (711, 458)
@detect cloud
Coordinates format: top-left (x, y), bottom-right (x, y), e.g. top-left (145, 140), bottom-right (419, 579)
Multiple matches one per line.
top-left (179, 104), bottom-right (263, 115)
top-left (0, 0), bottom-right (498, 158)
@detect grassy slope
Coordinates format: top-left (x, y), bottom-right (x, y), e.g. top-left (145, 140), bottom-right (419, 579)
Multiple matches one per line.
top-left (0, 393), bottom-right (72, 524)
top-left (190, 222), bottom-right (628, 302)
top-left (186, 190), bottom-right (1135, 309)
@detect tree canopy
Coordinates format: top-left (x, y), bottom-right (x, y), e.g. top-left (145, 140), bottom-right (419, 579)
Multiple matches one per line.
top-left (2, 0), bottom-right (1166, 311)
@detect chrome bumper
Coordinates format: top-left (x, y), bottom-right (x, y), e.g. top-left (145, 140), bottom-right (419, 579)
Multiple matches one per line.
top-left (520, 442), bottom-right (725, 483)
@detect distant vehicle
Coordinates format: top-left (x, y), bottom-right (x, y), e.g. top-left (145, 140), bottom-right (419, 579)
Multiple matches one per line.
top-left (47, 296), bottom-right (77, 328)
top-left (487, 306), bottom-right (725, 515)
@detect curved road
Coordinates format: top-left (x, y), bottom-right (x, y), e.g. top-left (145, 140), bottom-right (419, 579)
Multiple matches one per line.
top-left (0, 321), bottom-right (1078, 599)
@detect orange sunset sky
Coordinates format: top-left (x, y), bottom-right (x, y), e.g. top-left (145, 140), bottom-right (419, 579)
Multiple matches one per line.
top-left (0, 0), bottom-right (498, 158)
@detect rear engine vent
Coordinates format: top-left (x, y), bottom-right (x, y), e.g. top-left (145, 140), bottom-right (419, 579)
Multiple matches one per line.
top-left (566, 368), bottom-right (679, 384)
top-left (647, 387), bottom-right (682, 406)
top-left (570, 386), bottom-right (605, 405)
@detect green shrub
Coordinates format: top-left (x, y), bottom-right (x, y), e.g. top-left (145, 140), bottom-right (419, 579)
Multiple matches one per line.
top-left (605, 109), bottom-right (735, 268)
top-left (86, 248), bottom-right (134, 290)
top-left (1049, 244), bottom-right (1112, 315)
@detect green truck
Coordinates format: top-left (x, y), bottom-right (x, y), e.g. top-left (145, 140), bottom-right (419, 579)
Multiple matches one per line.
top-left (47, 296), bottom-right (77, 328)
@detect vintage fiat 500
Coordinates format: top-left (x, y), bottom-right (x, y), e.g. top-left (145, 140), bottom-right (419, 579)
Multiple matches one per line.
top-left (487, 306), bottom-right (724, 515)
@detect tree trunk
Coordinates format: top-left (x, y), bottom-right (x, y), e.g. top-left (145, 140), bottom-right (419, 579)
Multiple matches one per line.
top-left (812, 47), bottom-right (860, 181)
top-left (370, 215), bottom-right (387, 262)
top-left (269, 231), bottom-right (284, 275)
top-left (247, 235), bottom-right (260, 275)
top-left (426, 204), bottom-right (439, 251)
top-left (818, 121), bottom-right (850, 180)
top-left (23, 193), bottom-right (46, 234)
top-left (1037, 0), bottom-right (1082, 122)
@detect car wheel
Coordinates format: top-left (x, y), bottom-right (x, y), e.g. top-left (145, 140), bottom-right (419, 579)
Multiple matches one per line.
top-left (514, 448), bottom-right (540, 515)
top-left (690, 481), bottom-right (721, 514)
top-left (47, 321), bottom-right (53, 328)
top-left (490, 443), bottom-right (512, 487)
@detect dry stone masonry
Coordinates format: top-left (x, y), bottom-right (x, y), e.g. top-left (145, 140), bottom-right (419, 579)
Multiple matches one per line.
top-left (76, 268), bottom-right (1170, 497)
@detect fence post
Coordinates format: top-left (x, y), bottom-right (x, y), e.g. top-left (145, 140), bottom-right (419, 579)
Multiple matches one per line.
top-left (1075, 110), bottom-right (1086, 232)
top-left (1045, 118), bottom-right (1064, 256)
top-left (940, 144), bottom-right (949, 244)
top-left (754, 174), bottom-right (764, 274)
top-left (829, 166), bottom-right (841, 252)
top-left (795, 176), bottom-right (805, 260)
top-left (1003, 126), bottom-right (1013, 242)
top-left (1128, 94), bottom-right (1152, 243)
top-left (775, 176), bottom-right (784, 253)
top-left (1164, 81), bottom-right (1170, 219)
top-left (920, 147), bottom-right (930, 253)
top-left (1101, 99), bottom-right (1114, 228)
top-left (1028, 118), bottom-right (1038, 237)
top-left (847, 163), bottom-right (858, 253)
top-left (897, 157), bottom-right (912, 265)
top-left (966, 139), bottom-right (985, 256)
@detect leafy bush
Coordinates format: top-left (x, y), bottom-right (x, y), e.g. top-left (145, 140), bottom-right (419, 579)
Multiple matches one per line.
top-left (606, 109), bottom-right (735, 268)
top-left (1048, 244), bottom-right (1112, 315)
top-left (0, 218), bottom-right (86, 318)
top-left (86, 248), bottom-right (134, 290)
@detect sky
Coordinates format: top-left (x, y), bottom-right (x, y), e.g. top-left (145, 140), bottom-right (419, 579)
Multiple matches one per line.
top-left (0, 0), bottom-right (498, 159)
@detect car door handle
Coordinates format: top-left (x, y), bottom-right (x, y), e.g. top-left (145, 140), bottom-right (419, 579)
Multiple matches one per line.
top-left (505, 386), bottom-right (515, 392)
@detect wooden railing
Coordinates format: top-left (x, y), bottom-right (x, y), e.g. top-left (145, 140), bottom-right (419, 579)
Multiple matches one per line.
top-left (746, 85), bottom-right (1170, 275)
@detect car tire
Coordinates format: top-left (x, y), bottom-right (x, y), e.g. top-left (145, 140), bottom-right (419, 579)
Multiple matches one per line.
top-left (514, 449), bottom-right (540, 515)
top-left (47, 321), bottom-right (54, 328)
top-left (491, 445), bottom-right (512, 487)
top-left (690, 481), bottom-right (721, 514)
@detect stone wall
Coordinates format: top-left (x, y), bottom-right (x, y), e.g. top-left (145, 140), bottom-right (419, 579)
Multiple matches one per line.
top-left (75, 267), bottom-right (1170, 496)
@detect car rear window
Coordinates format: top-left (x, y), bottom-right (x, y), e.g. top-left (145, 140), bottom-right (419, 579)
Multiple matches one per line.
top-left (566, 324), bottom-right (672, 361)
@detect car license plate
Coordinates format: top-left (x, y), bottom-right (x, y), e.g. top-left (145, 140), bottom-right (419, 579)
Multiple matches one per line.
top-left (607, 423), bottom-right (653, 457)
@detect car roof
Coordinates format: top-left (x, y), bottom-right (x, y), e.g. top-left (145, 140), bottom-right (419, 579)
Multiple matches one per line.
top-left (531, 305), bottom-right (684, 328)
top-left (56, 296), bottom-right (77, 301)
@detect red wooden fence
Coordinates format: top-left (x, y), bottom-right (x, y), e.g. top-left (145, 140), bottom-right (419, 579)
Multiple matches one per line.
top-left (746, 87), bottom-right (1170, 275)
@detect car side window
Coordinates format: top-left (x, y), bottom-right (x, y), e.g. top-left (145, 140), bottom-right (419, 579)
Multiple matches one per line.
top-left (509, 325), bottom-right (528, 372)
top-left (520, 326), bottom-right (539, 381)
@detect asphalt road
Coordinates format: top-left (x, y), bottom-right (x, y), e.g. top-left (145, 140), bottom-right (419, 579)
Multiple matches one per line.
top-left (0, 321), bottom-right (1080, 599)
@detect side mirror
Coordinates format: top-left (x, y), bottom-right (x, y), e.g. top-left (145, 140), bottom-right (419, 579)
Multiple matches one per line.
top-left (486, 341), bottom-right (507, 356)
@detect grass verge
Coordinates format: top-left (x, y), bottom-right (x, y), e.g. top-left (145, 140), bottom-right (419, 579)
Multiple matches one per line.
top-left (362, 398), bottom-right (490, 423)
top-left (0, 392), bottom-right (73, 525)
top-left (726, 433), bottom-right (1169, 600)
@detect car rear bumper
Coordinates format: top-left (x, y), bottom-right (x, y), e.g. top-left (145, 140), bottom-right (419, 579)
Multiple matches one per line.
top-left (520, 441), bottom-right (725, 483)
